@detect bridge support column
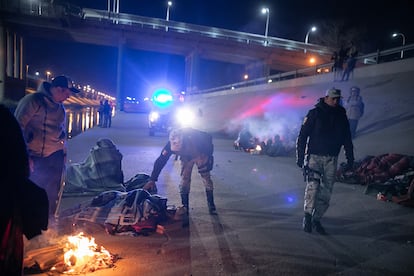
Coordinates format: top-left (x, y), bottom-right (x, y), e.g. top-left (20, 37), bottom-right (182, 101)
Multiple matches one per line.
top-left (245, 60), bottom-right (270, 80)
top-left (0, 24), bottom-right (25, 103)
top-left (185, 50), bottom-right (200, 94)
top-left (116, 39), bottom-right (124, 111)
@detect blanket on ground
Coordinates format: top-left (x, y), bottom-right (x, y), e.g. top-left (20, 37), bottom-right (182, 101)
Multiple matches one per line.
top-left (337, 153), bottom-right (414, 206)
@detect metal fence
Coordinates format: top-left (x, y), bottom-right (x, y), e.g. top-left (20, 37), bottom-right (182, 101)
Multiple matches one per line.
top-left (192, 44), bottom-right (414, 94)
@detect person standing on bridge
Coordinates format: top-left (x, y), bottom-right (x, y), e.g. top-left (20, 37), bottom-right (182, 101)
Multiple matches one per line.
top-left (296, 88), bottom-right (354, 235)
top-left (341, 41), bottom-right (358, 81)
top-left (14, 75), bottom-right (80, 223)
top-left (144, 127), bottom-right (216, 227)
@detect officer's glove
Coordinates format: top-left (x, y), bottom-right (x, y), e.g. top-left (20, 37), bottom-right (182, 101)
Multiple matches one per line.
top-left (143, 180), bottom-right (158, 194)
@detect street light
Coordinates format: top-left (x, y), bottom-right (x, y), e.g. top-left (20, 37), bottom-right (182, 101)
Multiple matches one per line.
top-left (46, 71), bottom-right (51, 82)
top-left (304, 26), bottom-right (317, 53)
top-left (166, 1), bottom-right (172, 31)
top-left (392, 32), bottom-right (406, 59)
top-left (261, 7), bottom-right (270, 46)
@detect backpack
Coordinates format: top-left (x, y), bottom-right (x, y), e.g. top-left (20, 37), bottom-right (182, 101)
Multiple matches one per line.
top-left (195, 130), bottom-right (214, 156)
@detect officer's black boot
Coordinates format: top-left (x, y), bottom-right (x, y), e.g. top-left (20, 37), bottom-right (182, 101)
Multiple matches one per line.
top-left (181, 193), bottom-right (189, 228)
top-left (312, 220), bottom-right (326, 235)
top-left (206, 190), bottom-right (217, 215)
top-left (303, 213), bottom-right (312, 233)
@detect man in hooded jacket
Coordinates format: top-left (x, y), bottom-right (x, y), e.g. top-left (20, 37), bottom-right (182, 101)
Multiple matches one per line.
top-left (14, 75), bottom-right (80, 220)
top-left (345, 86), bottom-right (364, 138)
top-left (296, 88), bottom-right (354, 234)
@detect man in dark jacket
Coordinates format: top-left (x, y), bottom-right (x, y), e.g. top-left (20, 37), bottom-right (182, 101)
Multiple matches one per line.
top-left (144, 128), bottom-right (216, 227)
top-left (296, 88), bottom-right (354, 235)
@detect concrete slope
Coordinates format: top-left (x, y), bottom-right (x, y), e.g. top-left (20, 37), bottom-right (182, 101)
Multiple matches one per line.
top-left (189, 58), bottom-right (414, 159)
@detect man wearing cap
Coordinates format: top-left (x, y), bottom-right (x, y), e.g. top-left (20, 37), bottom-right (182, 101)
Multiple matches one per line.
top-left (14, 75), bottom-right (80, 221)
top-left (144, 127), bottom-right (216, 227)
top-left (296, 88), bottom-right (354, 235)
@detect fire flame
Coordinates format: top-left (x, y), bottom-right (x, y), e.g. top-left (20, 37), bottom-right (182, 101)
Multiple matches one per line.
top-left (63, 232), bottom-right (113, 274)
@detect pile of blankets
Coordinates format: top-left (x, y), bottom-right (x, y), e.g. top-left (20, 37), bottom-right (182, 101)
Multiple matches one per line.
top-left (337, 153), bottom-right (414, 206)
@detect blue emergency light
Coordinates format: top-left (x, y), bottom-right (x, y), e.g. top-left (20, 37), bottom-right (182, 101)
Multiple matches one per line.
top-left (152, 88), bottom-right (173, 108)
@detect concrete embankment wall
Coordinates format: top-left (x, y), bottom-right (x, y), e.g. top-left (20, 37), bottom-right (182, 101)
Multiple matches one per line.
top-left (189, 58), bottom-right (414, 158)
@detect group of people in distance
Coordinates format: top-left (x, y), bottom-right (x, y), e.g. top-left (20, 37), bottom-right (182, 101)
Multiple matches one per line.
top-left (331, 41), bottom-right (359, 82)
top-left (98, 99), bottom-right (113, 128)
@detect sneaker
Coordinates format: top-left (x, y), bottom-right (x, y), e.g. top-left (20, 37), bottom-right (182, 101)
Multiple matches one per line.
top-left (303, 214), bottom-right (312, 233)
top-left (312, 220), bottom-right (327, 235)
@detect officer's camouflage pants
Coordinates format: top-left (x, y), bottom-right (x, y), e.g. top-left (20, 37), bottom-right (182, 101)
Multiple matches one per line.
top-left (304, 154), bottom-right (338, 221)
top-left (179, 154), bottom-right (213, 194)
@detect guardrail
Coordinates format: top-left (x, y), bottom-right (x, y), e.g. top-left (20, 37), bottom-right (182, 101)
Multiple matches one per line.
top-left (81, 8), bottom-right (332, 55)
top-left (0, 1), bottom-right (331, 55)
top-left (2, 2), bottom-right (411, 96)
top-left (192, 44), bottom-right (414, 94)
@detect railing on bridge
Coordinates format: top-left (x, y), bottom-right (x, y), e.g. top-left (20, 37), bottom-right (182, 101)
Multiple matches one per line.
top-left (2, 1), bottom-right (412, 96)
top-left (191, 44), bottom-right (414, 95)
top-left (81, 8), bottom-right (331, 55)
top-left (0, 1), bottom-right (331, 55)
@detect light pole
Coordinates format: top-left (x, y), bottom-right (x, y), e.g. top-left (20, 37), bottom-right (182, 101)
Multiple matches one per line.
top-left (25, 65), bottom-right (29, 90)
top-left (304, 26), bottom-right (317, 53)
top-left (166, 1), bottom-right (172, 31)
top-left (392, 32), bottom-right (406, 59)
top-left (261, 7), bottom-right (270, 46)
top-left (46, 71), bottom-right (51, 82)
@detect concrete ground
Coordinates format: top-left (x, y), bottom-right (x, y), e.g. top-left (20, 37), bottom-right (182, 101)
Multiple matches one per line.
top-left (27, 109), bottom-right (414, 276)
top-left (26, 59), bottom-right (414, 275)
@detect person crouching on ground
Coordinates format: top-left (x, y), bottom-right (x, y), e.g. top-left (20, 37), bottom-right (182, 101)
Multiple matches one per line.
top-left (144, 128), bottom-right (216, 227)
top-left (296, 88), bottom-right (354, 235)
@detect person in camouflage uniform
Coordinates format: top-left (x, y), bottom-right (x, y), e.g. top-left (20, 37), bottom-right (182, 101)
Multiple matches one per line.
top-left (144, 128), bottom-right (216, 227)
top-left (296, 88), bottom-right (354, 234)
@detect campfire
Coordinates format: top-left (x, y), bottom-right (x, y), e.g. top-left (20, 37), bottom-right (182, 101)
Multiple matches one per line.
top-left (24, 232), bottom-right (116, 274)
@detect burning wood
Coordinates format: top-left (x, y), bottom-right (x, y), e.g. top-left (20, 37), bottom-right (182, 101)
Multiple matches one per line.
top-left (24, 232), bottom-right (116, 274)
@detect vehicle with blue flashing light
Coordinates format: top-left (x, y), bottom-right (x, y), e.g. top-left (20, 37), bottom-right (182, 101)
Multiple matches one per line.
top-left (148, 88), bottom-right (196, 136)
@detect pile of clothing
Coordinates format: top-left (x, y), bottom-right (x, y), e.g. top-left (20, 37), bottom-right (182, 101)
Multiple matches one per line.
top-left (62, 189), bottom-right (168, 236)
top-left (337, 153), bottom-right (414, 206)
top-left (65, 138), bottom-right (124, 196)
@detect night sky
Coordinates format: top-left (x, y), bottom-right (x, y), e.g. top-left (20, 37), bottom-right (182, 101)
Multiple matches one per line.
top-left (24, 0), bottom-right (412, 98)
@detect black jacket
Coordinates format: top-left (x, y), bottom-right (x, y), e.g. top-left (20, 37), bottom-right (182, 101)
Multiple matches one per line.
top-left (296, 98), bottom-right (354, 163)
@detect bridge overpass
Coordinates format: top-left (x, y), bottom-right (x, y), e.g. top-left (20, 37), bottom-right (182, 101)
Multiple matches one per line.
top-left (0, 0), bottom-right (332, 107)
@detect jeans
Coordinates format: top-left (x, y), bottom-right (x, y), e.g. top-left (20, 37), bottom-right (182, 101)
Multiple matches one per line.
top-left (30, 150), bottom-right (64, 217)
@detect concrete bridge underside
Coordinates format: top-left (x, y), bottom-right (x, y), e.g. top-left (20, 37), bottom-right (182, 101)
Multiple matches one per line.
top-left (0, 9), bottom-right (331, 106)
